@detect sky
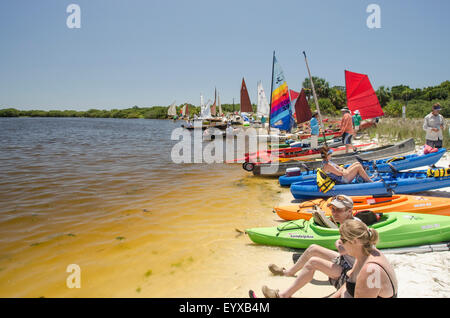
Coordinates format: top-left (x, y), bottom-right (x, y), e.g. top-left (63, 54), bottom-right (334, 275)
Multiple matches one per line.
top-left (0, 0), bottom-right (449, 110)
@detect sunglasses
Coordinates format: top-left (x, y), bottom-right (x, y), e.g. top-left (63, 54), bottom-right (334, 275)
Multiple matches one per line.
top-left (330, 206), bottom-right (346, 213)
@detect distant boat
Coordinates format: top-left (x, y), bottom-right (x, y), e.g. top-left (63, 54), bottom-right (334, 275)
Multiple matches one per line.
top-left (240, 78), bottom-right (253, 113)
top-left (181, 103), bottom-right (189, 118)
top-left (200, 99), bottom-right (212, 119)
top-left (218, 92), bottom-right (223, 116)
top-left (167, 101), bottom-right (177, 118)
top-left (211, 88), bottom-right (217, 116)
top-left (257, 81), bottom-right (270, 117)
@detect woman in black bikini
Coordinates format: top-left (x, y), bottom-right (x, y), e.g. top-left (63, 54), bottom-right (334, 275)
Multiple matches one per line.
top-left (331, 219), bottom-right (398, 298)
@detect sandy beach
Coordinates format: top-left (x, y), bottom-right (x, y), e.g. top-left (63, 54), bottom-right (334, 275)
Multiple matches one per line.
top-left (243, 145), bottom-right (450, 298)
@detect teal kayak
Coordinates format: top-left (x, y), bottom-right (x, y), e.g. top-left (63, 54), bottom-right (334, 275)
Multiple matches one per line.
top-left (246, 212), bottom-right (450, 250)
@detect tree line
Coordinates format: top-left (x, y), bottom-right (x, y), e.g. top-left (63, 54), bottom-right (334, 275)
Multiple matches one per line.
top-left (1, 79), bottom-right (448, 119)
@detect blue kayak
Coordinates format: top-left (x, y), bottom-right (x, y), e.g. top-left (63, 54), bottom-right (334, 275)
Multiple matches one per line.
top-left (290, 170), bottom-right (450, 199)
top-left (280, 148), bottom-right (446, 187)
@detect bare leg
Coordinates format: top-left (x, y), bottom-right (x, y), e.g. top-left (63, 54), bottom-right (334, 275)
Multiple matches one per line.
top-left (284, 244), bottom-right (339, 276)
top-left (343, 163), bottom-right (373, 182)
top-left (280, 257), bottom-right (344, 298)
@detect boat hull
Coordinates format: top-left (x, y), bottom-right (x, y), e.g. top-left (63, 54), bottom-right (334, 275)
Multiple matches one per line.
top-left (290, 171), bottom-right (450, 200)
top-left (279, 148), bottom-right (446, 186)
top-left (246, 212), bottom-right (450, 250)
top-left (275, 194), bottom-right (450, 221)
top-left (251, 138), bottom-right (416, 176)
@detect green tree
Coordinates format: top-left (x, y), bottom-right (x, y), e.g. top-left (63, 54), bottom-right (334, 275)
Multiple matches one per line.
top-left (302, 77), bottom-right (331, 99)
top-left (376, 86), bottom-right (391, 107)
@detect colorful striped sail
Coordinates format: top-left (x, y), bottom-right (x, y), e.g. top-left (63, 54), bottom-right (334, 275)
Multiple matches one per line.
top-left (270, 56), bottom-right (295, 131)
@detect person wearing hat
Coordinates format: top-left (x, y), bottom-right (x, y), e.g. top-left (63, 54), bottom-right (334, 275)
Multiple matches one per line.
top-left (255, 195), bottom-right (363, 298)
top-left (423, 103), bottom-right (445, 149)
top-left (339, 107), bottom-right (356, 153)
top-left (310, 111), bottom-right (320, 149)
top-left (352, 110), bottom-right (362, 134)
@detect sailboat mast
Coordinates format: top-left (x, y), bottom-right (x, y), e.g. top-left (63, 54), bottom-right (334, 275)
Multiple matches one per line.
top-left (302, 51), bottom-right (327, 147)
top-left (268, 51), bottom-right (275, 135)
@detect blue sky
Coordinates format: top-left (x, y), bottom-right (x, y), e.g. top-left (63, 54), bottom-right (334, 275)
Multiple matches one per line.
top-left (0, 0), bottom-right (449, 110)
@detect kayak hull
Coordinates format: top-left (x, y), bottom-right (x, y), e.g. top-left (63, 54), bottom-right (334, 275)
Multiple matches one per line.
top-left (275, 194), bottom-right (450, 221)
top-left (290, 171), bottom-right (450, 200)
top-left (251, 138), bottom-right (416, 177)
top-left (246, 212), bottom-right (450, 250)
top-left (279, 148), bottom-right (446, 186)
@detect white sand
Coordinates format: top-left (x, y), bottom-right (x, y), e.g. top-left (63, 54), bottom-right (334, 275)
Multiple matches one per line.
top-left (386, 150), bottom-right (450, 298)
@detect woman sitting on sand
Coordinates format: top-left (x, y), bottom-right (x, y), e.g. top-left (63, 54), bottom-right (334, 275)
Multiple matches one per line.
top-left (330, 220), bottom-right (398, 298)
top-left (320, 147), bottom-right (373, 183)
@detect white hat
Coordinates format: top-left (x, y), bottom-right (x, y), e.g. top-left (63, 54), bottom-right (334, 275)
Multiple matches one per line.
top-left (328, 195), bottom-right (353, 209)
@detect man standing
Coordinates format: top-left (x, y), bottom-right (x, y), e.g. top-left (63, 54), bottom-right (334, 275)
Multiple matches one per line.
top-left (423, 103), bottom-right (445, 149)
top-left (310, 111), bottom-right (319, 149)
top-left (339, 107), bottom-right (356, 153)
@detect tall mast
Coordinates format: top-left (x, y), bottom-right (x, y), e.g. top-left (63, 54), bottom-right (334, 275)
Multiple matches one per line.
top-left (302, 51), bottom-right (327, 147)
top-left (267, 51), bottom-right (275, 134)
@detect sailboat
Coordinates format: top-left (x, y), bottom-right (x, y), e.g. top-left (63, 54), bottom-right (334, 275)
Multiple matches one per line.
top-left (167, 101), bottom-right (177, 119)
top-left (345, 70), bottom-right (384, 130)
top-left (211, 88), bottom-right (217, 117)
top-left (257, 81), bottom-right (270, 118)
top-left (268, 53), bottom-right (295, 133)
top-left (218, 92), bottom-right (223, 117)
top-left (240, 78), bottom-right (254, 126)
top-left (181, 103), bottom-right (189, 119)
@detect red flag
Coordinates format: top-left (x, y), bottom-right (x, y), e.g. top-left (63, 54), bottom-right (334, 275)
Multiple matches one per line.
top-left (294, 89), bottom-right (312, 124)
top-left (289, 89), bottom-right (300, 101)
top-left (345, 70), bottom-right (384, 120)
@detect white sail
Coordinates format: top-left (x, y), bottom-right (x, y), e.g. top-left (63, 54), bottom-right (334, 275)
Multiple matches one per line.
top-left (200, 99), bottom-right (212, 118)
top-left (218, 92), bottom-right (222, 116)
top-left (167, 101), bottom-right (177, 116)
top-left (257, 81), bottom-right (270, 117)
top-left (181, 104), bottom-right (186, 117)
top-left (200, 94), bottom-right (204, 109)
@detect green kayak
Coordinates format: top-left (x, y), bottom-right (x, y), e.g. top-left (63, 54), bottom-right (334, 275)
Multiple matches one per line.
top-left (246, 212), bottom-right (450, 250)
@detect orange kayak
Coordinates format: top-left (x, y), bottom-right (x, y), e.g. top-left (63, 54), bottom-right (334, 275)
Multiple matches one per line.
top-left (274, 195), bottom-right (450, 221)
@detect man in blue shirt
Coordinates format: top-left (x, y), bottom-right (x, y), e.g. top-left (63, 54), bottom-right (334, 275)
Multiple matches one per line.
top-left (310, 111), bottom-right (319, 149)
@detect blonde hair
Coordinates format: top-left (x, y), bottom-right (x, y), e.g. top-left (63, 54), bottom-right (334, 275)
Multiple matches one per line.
top-left (339, 219), bottom-right (379, 255)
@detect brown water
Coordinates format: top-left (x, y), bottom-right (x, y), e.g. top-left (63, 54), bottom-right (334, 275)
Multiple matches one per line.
top-left (0, 118), bottom-right (286, 297)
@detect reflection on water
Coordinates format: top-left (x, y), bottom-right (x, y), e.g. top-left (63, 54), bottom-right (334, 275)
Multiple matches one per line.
top-left (0, 118), bottom-right (281, 297)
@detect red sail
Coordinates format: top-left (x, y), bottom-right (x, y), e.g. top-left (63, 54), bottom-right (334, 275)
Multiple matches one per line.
top-left (294, 89), bottom-right (312, 124)
top-left (240, 78), bottom-right (253, 113)
top-left (289, 89), bottom-right (299, 101)
top-left (345, 70), bottom-right (384, 120)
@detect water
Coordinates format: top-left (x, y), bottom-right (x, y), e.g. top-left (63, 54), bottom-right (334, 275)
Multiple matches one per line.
top-left (0, 118), bottom-right (282, 297)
